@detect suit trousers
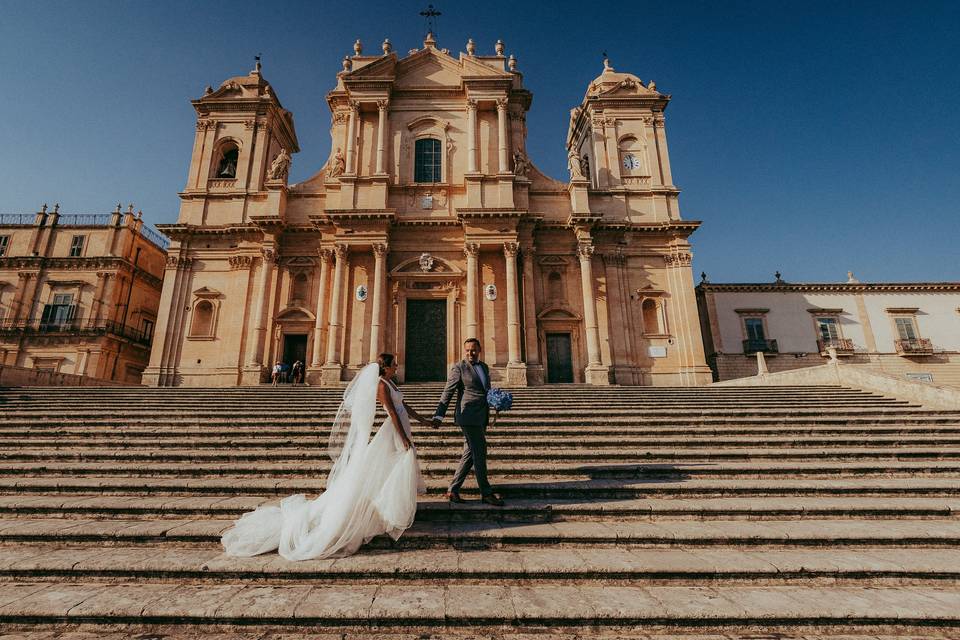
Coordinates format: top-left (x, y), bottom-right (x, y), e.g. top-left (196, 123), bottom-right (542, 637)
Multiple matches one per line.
top-left (448, 423), bottom-right (492, 496)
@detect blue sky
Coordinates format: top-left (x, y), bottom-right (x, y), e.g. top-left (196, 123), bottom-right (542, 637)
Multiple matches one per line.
top-left (1, 0), bottom-right (957, 282)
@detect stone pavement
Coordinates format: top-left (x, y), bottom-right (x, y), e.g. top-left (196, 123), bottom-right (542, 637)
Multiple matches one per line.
top-left (0, 384), bottom-right (958, 638)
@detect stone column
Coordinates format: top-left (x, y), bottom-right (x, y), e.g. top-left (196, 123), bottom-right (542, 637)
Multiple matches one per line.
top-left (375, 100), bottom-right (388, 175)
top-left (503, 242), bottom-right (522, 364)
top-left (368, 243), bottom-right (388, 361)
top-left (248, 248), bottom-right (276, 368)
top-left (87, 273), bottom-right (108, 328)
top-left (345, 101), bottom-right (359, 175)
top-left (577, 242), bottom-right (608, 384)
top-left (464, 242), bottom-right (479, 339)
top-left (520, 247), bottom-right (542, 369)
top-left (310, 249), bottom-right (333, 367)
top-left (466, 99), bottom-right (478, 173)
top-left (322, 244), bottom-right (349, 382)
top-left (496, 98), bottom-right (509, 173)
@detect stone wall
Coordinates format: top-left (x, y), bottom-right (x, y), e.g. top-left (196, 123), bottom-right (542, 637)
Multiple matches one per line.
top-left (0, 364), bottom-right (139, 387)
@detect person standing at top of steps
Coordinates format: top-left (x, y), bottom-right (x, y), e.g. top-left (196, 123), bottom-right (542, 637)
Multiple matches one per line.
top-left (432, 338), bottom-right (506, 507)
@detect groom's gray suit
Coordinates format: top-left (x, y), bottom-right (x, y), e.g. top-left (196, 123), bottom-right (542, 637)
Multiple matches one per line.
top-left (434, 359), bottom-right (493, 496)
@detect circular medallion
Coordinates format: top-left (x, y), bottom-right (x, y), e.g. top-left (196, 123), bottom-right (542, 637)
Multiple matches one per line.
top-left (484, 284), bottom-right (498, 301)
top-left (355, 284), bottom-right (368, 301)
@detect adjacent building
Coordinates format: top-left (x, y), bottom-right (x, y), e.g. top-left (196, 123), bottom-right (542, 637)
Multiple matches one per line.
top-left (696, 275), bottom-right (960, 388)
top-left (0, 205), bottom-right (168, 383)
top-left (143, 35), bottom-right (712, 387)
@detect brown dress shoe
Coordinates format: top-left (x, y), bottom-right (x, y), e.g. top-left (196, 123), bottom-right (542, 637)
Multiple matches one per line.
top-left (446, 491), bottom-right (466, 503)
top-left (481, 493), bottom-right (505, 507)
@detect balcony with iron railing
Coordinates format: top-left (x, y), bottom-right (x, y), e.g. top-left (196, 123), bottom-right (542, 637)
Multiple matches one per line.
top-left (818, 337), bottom-right (855, 355)
top-left (895, 338), bottom-right (934, 355)
top-left (742, 338), bottom-right (778, 354)
top-left (0, 316), bottom-right (153, 347)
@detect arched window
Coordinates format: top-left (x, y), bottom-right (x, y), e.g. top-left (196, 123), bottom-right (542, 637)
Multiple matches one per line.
top-left (291, 273), bottom-right (309, 302)
top-left (642, 298), bottom-right (660, 334)
top-left (414, 138), bottom-right (442, 183)
top-left (191, 300), bottom-right (215, 337)
top-left (216, 144), bottom-right (239, 179)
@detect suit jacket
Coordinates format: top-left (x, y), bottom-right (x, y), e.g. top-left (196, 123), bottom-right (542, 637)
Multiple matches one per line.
top-left (435, 359), bottom-right (491, 428)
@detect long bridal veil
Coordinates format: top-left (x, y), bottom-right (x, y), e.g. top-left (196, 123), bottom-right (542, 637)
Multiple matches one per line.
top-left (221, 362), bottom-right (423, 560)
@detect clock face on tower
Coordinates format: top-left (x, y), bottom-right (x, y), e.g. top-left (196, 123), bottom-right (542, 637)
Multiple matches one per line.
top-left (622, 154), bottom-right (642, 171)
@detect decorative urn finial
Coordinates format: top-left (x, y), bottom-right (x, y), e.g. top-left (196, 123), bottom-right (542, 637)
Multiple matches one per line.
top-left (466, 38), bottom-right (476, 55)
top-left (353, 39), bottom-right (362, 56)
top-left (508, 54), bottom-right (517, 71)
top-left (382, 38), bottom-right (391, 55)
top-left (495, 39), bottom-right (505, 56)
top-left (342, 56), bottom-right (352, 72)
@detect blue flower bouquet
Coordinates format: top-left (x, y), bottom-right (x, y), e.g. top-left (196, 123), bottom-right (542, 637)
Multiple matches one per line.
top-left (486, 387), bottom-right (513, 426)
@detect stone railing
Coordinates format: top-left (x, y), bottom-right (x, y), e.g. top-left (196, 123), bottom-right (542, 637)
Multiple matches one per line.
top-left (895, 338), bottom-right (934, 355)
top-left (714, 352), bottom-right (960, 410)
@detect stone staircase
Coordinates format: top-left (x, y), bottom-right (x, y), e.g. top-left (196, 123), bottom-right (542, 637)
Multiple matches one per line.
top-left (0, 384), bottom-right (959, 639)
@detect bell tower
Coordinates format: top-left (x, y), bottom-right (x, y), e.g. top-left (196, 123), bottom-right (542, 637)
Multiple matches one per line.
top-left (566, 57), bottom-right (678, 222)
top-left (178, 59), bottom-right (299, 226)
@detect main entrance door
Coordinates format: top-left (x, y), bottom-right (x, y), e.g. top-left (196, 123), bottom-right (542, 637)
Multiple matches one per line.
top-left (546, 332), bottom-right (574, 383)
top-left (405, 299), bottom-right (446, 382)
top-left (282, 334), bottom-right (308, 367)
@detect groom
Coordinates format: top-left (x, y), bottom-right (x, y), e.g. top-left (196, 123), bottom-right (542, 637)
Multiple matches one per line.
top-left (432, 338), bottom-right (505, 506)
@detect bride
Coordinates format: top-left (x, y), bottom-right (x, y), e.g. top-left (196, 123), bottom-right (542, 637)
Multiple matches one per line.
top-left (221, 353), bottom-right (432, 560)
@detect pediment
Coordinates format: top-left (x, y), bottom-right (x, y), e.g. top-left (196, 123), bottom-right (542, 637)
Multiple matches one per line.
top-left (597, 77), bottom-right (658, 98)
top-left (538, 306), bottom-right (580, 320)
top-left (394, 51), bottom-right (463, 89)
top-left (391, 254), bottom-right (461, 275)
top-left (347, 55), bottom-right (396, 78)
top-left (193, 286), bottom-right (222, 298)
top-left (276, 306), bottom-right (315, 321)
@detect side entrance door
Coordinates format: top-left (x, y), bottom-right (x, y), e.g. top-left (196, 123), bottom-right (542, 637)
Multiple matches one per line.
top-left (546, 332), bottom-right (574, 383)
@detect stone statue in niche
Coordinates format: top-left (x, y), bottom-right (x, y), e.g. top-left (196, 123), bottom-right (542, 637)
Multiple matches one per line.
top-left (513, 150), bottom-right (529, 177)
top-left (328, 148), bottom-right (345, 178)
top-left (567, 149), bottom-right (585, 180)
top-left (268, 148), bottom-right (291, 181)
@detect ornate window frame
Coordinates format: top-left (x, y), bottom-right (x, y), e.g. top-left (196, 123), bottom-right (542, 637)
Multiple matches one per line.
top-left (405, 116), bottom-right (451, 185)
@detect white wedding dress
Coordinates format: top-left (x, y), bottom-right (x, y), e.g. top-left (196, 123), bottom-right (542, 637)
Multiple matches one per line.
top-left (221, 363), bottom-right (426, 560)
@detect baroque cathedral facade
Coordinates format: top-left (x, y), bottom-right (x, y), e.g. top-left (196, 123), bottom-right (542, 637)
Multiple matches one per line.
top-left (142, 35), bottom-right (712, 387)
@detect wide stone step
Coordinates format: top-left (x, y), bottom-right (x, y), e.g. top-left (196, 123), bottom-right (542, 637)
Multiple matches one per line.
top-left (6, 446), bottom-right (960, 463)
top-left (5, 459), bottom-right (960, 479)
top-left (4, 476), bottom-right (957, 498)
top-left (1, 517), bottom-right (958, 548)
top-left (6, 424), bottom-right (960, 441)
top-left (3, 545), bottom-right (958, 583)
top-left (9, 434), bottom-right (960, 449)
top-left (2, 494), bottom-right (958, 521)
top-left (0, 581), bottom-right (957, 629)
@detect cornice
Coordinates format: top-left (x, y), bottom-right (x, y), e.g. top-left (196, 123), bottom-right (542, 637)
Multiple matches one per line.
top-left (698, 282), bottom-right (960, 294)
top-left (456, 208), bottom-right (527, 219)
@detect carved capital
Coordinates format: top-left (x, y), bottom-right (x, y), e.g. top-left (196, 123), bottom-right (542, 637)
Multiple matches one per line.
top-left (602, 250), bottom-right (626, 266)
top-left (17, 271), bottom-right (37, 280)
top-left (318, 248), bottom-right (334, 263)
top-left (333, 111), bottom-right (349, 125)
top-left (496, 97), bottom-right (508, 111)
top-left (243, 119), bottom-right (256, 130)
top-left (372, 243), bottom-right (389, 258)
top-left (503, 242), bottom-right (519, 258)
top-left (466, 98), bottom-right (478, 111)
top-left (653, 116), bottom-right (666, 128)
top-left (261, 248), bottom-right (276, 264)
top-left (463, 242), bottom-right (480, 258)
top-left (349, 100), bottom-right (360, 113)
top-left (229, 255), bottom-right (255, 270)
top-left (576, 243), bottom-right (595, 260)
top-left (376, 99), bottom-right (389, 111)
top-left (664, 252), bottom-right (692, 267)
top-left (334, 244), bottom-right (349, 260)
